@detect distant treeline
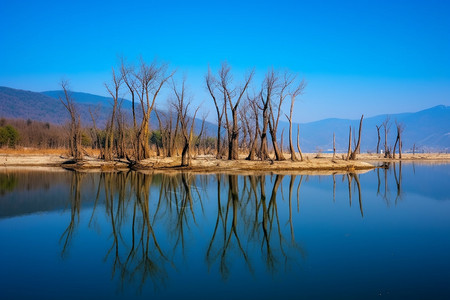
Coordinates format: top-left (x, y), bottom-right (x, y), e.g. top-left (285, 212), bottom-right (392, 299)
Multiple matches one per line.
top-left (0, 117), bottom-right (215, 156)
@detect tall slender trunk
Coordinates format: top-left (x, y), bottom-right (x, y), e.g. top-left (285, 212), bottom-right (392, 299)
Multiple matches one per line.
top-left (296, 124), bottom-right (304, 161)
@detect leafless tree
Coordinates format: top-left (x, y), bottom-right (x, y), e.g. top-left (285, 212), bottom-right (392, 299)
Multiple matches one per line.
top-left (393, 121), bottom-right (405, 159)
top-left (346, 126), bottom-right (352, 161)
top-left (206, 67), bottom-right (225, 158)
top-left (120, 58), bottom-right (137, 130)
top-left (382, 115), bottom-right (392, 158)
top-left (296, 124), bottom-right (304, 161)
top-left (376, 125), bottom-right (382, 154)
top-left (89, 106), bottom-right (103, 158)
top-left (267, 71), bottom-right (293, 161)
top-left (218, 62), bottom-right (254, 160)
top-left (134, 59), bottom-right (175, 160)
top-left (350, 115), bottom-right (364, 160)
top-left (258, 70), bottom-right (276, 160)
top-left (104, 67), bottom-right (123, 161)
top-left (245, 95), bottom-right (260, 160)
top-left (171, 77), bottom-right (199, 166)
top-left (285, 78), bottom-right (306, 161)
top-left (59, 80), bottom-right (82, 160)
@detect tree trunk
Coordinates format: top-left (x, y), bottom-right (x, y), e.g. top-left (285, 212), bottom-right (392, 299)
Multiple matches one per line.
top-left (228, 109), bottom-right (240, 160)
top-left (393, 134), bottom-right (399, 159)
top-left (181, 137), bottom-right (189, 166)
top-left (260, 110), bottom-right (270, 160)
top-left (350, 115), bottom-right (363, 160)
top-left (346, 126), bottom-right (352, 161)
top-left (296, 124), bottom-right (304, 161)
top-left (288, 118), bottom-right (298, 161)
top-left (376, 125), bottom-right (381, 154)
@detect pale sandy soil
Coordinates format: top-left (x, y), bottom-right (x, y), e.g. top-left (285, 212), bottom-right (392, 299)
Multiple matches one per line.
top-left (1, 150), bottom-right (448, 174)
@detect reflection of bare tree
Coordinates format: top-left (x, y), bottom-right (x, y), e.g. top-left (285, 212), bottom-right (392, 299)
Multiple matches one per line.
top-left (60, 172), bottom-right (83, 258)
top-left (61, 171), bottom-right (313, 288)
top-left (393, 162), bottom-right (403, 204)
top-left (206, 174), bottom-right (306, 278)
top-left (375, 163), bottom-right (402, 207)
top-left (346, 173), bottom-right (363, 217)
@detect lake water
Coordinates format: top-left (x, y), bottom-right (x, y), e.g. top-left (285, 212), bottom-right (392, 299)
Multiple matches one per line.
top-left (0, 163), bottom-right (449, 299)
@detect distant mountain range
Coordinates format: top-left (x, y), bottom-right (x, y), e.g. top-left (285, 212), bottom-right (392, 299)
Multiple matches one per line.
top-left (1, 86), bottom-right (449, 152)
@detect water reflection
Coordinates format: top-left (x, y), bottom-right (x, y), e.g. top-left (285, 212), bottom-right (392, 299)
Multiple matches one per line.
top-left (1, 164), bottom-right (450, 298)
top-left (55, 169), bottom-right (394, 289)
top-left (376, 162), bottom-right (404, 206)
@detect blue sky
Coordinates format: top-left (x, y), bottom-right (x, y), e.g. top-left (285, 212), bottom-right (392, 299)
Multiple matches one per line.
top-left (0, 0), bottom-right (449, 123)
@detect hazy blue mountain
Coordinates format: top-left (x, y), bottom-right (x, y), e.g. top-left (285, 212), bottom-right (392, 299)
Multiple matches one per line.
top-left (42, 90), bottom-right (134, 109)
top-left (1, 86), bottom-right (448, 152)
top-left (0, 86), bottom-right (67, 124)
top-left (284, 105), bottom-right (450, 153)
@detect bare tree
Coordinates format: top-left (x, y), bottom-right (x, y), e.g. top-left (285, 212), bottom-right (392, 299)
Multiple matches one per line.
top-left (285, 78), bottom-right (306, 161)
top-left (258, 70), bottom-right (276, 160)
top-left (120, 58), bottom-right (137, 130)
top-left (172, 77), bottom-right (199, 166)
top-left (376, 125), bottom-right (381, 154)
top-left (267, 72), bottom-right (293, 161)
top-left (59, 80), bottom-right (82, 160)
top-left (206, 67), bottom-right (225, 158)
top-left (104, 67), bottom-right (123, 161)
top-left (218, 62), bottom-right (254, 160)
top-left (245, 95), bottom-right (260, 160)
top-left (393, 121), bottom-right (405, 159)
top-left (134, 59), bottom-right (175, 160)
top-left (346, 126), bottom-right (352, 161)
top-left (382, 115), bottom-right (391, 158)
top-left (89, 106), bottom-right (103, 158)
top-left (296, 124), bottom-right (304, 161)
top-left (350, 115), bottom-right (364, 160)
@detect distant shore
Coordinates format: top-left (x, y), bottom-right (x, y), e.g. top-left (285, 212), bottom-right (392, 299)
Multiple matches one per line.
top-left (0, 150), bottom-right (448, 174)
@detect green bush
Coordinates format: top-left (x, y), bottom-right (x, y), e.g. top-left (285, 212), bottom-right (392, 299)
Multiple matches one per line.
top-left (0, 125), bottom-right (20, 148)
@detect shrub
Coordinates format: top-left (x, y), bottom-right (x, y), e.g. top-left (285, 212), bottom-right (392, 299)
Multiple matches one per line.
top-left (0, 125), bottom-right (20, 148)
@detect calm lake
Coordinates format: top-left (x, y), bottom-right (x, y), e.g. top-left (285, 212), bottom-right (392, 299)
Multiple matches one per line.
top-left (0, 164), bottom-right (449, 299)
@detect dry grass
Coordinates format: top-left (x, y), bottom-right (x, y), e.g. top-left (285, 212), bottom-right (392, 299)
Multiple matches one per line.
top-left (0, 147), bottom-right (101, 156)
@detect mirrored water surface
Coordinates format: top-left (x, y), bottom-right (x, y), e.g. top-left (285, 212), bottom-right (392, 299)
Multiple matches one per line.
top-left (1, 163), bottom-right (449, 299)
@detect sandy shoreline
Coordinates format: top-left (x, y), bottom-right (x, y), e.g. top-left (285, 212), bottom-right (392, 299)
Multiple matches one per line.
top-left (1, 152), bottom-right (448, 174)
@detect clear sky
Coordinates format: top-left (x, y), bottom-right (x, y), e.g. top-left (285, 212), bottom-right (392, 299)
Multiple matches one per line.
top-left (0, 0), bottom-right (449, 123)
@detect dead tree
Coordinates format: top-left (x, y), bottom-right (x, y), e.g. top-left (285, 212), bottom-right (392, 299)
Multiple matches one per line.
top-left (59, 80), bottom-right (82, 160)
top-left (134, 59), bottom-right (174, 160)
top-left (115, 107), bottom-right (127, 158)
top-left (346, 126), bottom-right (352, 161)
top-left (206, 67), bottom-right (225, 158)
top-left (382, 115), bottom-right (391, 158)
top-left (376, 125), bottom-right (381, 154)
top-left (258, 70), bottom-right (277, 160)
top-left (296, 124), bottom-right (304, 161)
top-left (245, 95), bottom-right (260, 160)
top-left (120, 58), bottom-right (137, 130)
top-left (285, 78), bottom-right (306, 161)
top-left (172, 78), bottom-right (199, 167)
top-left (218, 62), bottom-right (254, 160)
top-left (267, 71), bottom-right (291, 161)
top-left (104, 67), bottom-right (123, 161)
top-left (393, 121), bottom-right (405, 159)
top-left (89, 106), bottom-right (103, 158)
top-left (196, 113), bottom-right (207, 155)
top-left (350, 115), bottom-right (364, 160)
